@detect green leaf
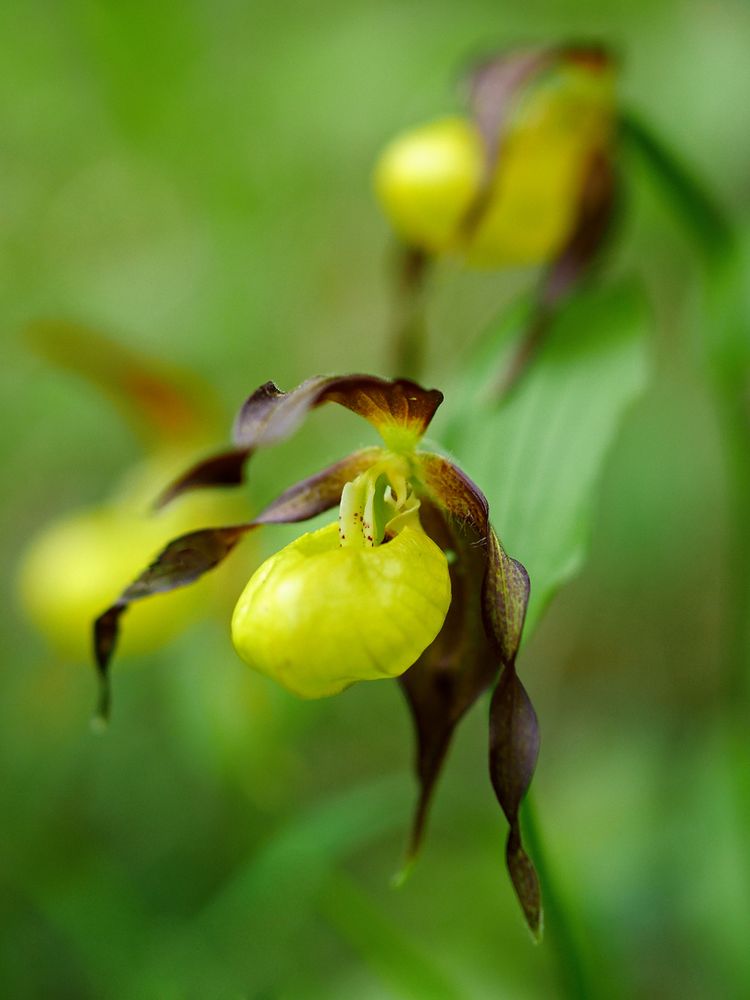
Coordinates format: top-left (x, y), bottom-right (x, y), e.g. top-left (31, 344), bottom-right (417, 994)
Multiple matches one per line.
top-left (444, 281), bottom-right (650, 634)
top-left (318, 871), bottom-right (463, 1000)
top-left (620, 111), bottom-right (747, 381)
top-left (619, 110), bottom-right (735, 266)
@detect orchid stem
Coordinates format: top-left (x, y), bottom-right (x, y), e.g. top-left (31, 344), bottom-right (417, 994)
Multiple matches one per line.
top-left (390, 245), bottom-right (430, 381)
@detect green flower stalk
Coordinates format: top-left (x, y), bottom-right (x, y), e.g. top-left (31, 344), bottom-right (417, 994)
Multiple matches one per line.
top-left (93, 374), bottom-right (541, 934)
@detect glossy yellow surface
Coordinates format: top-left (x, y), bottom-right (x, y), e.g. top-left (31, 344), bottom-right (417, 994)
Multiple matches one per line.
top-left (231, 521), bottom-right (451, 698)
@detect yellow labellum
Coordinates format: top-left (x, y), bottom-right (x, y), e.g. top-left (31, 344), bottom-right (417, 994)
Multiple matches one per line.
top-left (231, 521), bottom-right (451, 699)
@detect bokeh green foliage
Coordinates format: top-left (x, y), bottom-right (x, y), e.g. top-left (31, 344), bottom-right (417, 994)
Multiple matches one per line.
top-left (2, 1), bottom-right (750, 998)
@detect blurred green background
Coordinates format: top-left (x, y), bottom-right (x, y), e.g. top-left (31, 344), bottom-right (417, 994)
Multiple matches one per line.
top-left (3, 1), bottom-right (750, 997)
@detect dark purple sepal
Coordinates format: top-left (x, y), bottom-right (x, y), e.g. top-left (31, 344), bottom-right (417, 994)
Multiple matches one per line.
top-left (157, 375), bottom-right (443, 508)
top-left (463, 47), bottom-right (610, 243)
top-left (417, 453), bottom-right (541, 933)
top-left (475, 47), bottom-right (617, 398)
top-left (397, 453), bottom-right (498, 867)
top-left (155, 449), bottom-right (252, 509)
top-left (484, 528), bottom-right (541, 937)
top-left (466, 44), bottom-right (612, 199)
top-left (398, 499), bottom-right (496, 869)
top-left (232, 374), bottom-right (443, 451)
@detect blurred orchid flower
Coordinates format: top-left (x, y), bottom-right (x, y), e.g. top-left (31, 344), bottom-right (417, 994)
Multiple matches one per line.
top-left (17, 321), bottom-right (245, 661)
top-left (374, 44), bottom-right (617, 384)
top-left (376, 45), bottom-right (615, 267)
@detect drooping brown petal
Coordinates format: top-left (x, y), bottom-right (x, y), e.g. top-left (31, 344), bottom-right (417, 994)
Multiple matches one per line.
top-left (93, 450), bottom-right (377, 723)
top-left (489, 659), bottom-right (541, 938)
top-left (415, 452), bottom-right (540, 934)
top-left (484, 528), bottom-right (541, 937)
top-left (156, 375), bottom-right (442, 508)
top-left (418, 454), bottom-right (531, 657)
top-left (418, 451), bottom-right (489, 528)
top-left (25, 319), bottom-right (220, 445)
top-left (400, 460), bottom-right (496, 818)
top-left (93, 525), bottom-right (251, 724)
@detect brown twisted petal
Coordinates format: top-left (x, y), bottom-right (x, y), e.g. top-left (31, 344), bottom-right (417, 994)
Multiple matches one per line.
top-left (93, 449), bottom-right (380, 723)
top-left (156, 375), bottom-right (442, 508)
top-left (398, 498), bottom-right (495, 866)
top-left (405, 452), bottom-right (540, 935)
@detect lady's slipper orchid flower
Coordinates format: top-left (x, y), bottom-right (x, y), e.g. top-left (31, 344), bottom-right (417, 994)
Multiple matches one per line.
top-left (93, 374), bottom-right (542, 934)
top-left (375, 44), bottom-right (617, 383)
top-left (375, 45), bottom-right (616, 269)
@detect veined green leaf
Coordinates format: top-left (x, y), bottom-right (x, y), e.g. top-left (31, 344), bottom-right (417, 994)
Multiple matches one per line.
top-left (445, 281), bottom-right (650, 634)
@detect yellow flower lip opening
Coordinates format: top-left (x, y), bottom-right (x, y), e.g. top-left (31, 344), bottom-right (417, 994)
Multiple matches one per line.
top-left (231, 516), bottom-right (451, 700)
